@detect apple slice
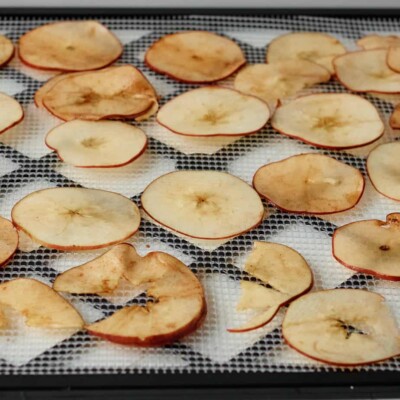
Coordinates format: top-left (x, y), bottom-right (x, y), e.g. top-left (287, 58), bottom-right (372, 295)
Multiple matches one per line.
top-left (228, 242), bottom-right (313, 332)
top-left (357, 35), bottom-right (400, 50)
top-left (266, 32), bottom-right (346, 74)
top-left (0, 35), bottom-right (14, 67)
top-left (271, 93), bottom-right (384, 149)
top-left (145, 31), bottom-right (245, 83)
top-left (42, 65), bottom-right (158, 121)
top-left (45, 120), bottom-right (147, 168)
top-left (390, 105), bottom-right (400, 129)
top-left (19, 21), bottom-right (122, 71)
top-left (141, 170), bottom-right (264, 239)
top-left (0, 93), bottom-right (24, 134)
top-left (388, 46), bottom-right (400, 73)
top-left (253, 153), bottom-right (364, 214)
top-left (12, 187), bottom-right (141, 250)
top-left (0, 216), bottom-right (18, 267)
top-left (334, 49), bottom-right (400, 93)
top-left (157, 87), bottom-right (270, 137)
top-left (283, 289), bottom-right (400, 366)
top-left (0, 278), bottom-right (84, 328)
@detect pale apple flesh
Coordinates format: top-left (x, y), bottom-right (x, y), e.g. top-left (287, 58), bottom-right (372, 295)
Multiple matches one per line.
top-left (17, 229), bottom-right (41, 252)
top-left (390, 105), bottom-right (400, 128)
top-left (0, 35), bottom-right (14, 67)
top-left (357, 35), bottom-right (400, 50)
top-left (0, 216), bottom-right (18, 267)
top-left (388, 46), bottom-right (400, 73)
top-left (0, 92), bottom-right (24, 134)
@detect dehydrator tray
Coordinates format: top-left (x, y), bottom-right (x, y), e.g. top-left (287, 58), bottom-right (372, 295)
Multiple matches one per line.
top-left (0, 10), bottom-right (400, 398)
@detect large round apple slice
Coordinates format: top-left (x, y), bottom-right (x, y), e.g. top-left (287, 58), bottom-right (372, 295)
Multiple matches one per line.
top-left (334, 49), bottom-right (400, 93)
top-left (157, 87), bottom-right (270, 137)
top-left (19, 21), bottom-right (122, 72)
top-left (0, 93), bottom-right (24, 134)
top-left (271, 93), bottom-right (384, 149)
top-left (388, 46), bottom-right (400, 73)
top-left (12, 188), bottom-right (141, 251)
top-left (0, 35), bottom-right (14, 68)
top-left (390, 105), bottom-right (400, 129)
top-left (283, 289), bottom-right (400, 366)
top-left (266, 32), bottom-right (346, 74)
top-left (253, 154), bottom-right (364, 214)
top-left (145, 31), bottom-right (245, 83)
top-left (45, 120), bottom-right (147, 168)
top-left (357, 35), bottom-right (400, 50)
top-left (228, 242), bottom-right (313, 333)
top-left (42, 65), bottom-right (158, 121)
top-left (141, 171), bottom-right (264, 239)
top-left (0, 216), bottom-right (18, 267)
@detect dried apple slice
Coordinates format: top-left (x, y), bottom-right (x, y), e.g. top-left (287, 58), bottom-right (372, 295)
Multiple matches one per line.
top-left (0, 93), bottom-right (24, 134)
top-left (42, 65), bottom-right (158, 121)
top-left (271, 93), bottom-right (384, 149)
top-left (253, 154), bottom-right (364, 214)
top-left (19, 21), bottom-right (122, 71)
top-left (0, 216), bottom-right (18, 267)
top-left (234, 61), bottom-right (330, 108)
top-left (357, 35), bottom-right (400, 50)
top-left (145, 31), bottom-right (245, 83)
top-left (388, 46), bottom-right (400, 73)
top-left (157, 87), bottom-right (270, 137)
top-left (141, 170), bottom-right (264, 239)
top-left (390, 105), bottom-right (400, 128)
top-left (266, 32), bottom-right (346, 74)
top-left (0, 35), bottom-right (14, 67)
top-left (283, 289), bottom-right (400, 366)
top-left (45, 120), bottom-right (147, 168)
top-left (12, 187), bottom-right (141, 251)
top-left (228, 242), bottom-right (313, 332)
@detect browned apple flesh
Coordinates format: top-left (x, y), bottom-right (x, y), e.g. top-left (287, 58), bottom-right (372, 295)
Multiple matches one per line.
top-left (253, 154), bottom-right (365, 214)
top-left (390, 104), bottom-right (400, 128)
top-left (145, 31), bottom-right (245, 83)
top-left (19, 21), bottom-right (122, 71)
top-left (388, 46), bottom-right (400, 73)
top-left (357, 35), bottom-right (400, 50)
top-left (0, 35), bottom-right (14, 67)
top-left (0, 93), bottom-right (24, 134)
top-left (0, 216), bottom-right (18, 267)
top-left (283, 289), bottom-right (400, 366)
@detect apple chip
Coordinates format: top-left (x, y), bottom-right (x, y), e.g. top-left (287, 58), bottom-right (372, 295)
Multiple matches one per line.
top-left (266, 32), bottom-right (346, 74)
top-left (145, 31), bottom-right (245, 83)
top-left (390, 105), bottom-right (400, 128)
top-left (334, 49), bottom-right (400, 93)
top-left (157, 87), bottom-right (270, 137)
top-left (141, 170), bottom-right (264, 239)
top-left (283, 289), bottom-right (400, 366)
top-left (42, 65), bottom-right (158, 121)
top-left (388, 46), bottom-right (400, 73)
top-left (12, 187), bottom-right (141, 250)
top-left (0, 216), bottom-right (18, 267)
top-left (234, 61), bottom-right (330, 108)
top-left (0, 35), bottom-right (14, 67)
top-left (357, 35), bottom-right (400, 50)
top-left (19, 21), bottom-right (122, 71)
top-left (271, 93), bottom-right (384, 149)
top-left (228, 242), bottom-right (312, 332)
top-left (45, 120), bottom-right (147, 168)
top-left (0, 93), bottom-right (24, 134)
top-left (253, 154), bottom-right (364, 214)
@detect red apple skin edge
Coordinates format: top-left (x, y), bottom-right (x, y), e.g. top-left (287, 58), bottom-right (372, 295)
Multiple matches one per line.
top-left (366, 161), bottom-right (400, 203)
top-left (0, 44), bottom-right (15, 68)
top-left (0, 106), bottom-right (24, 135)
top-left (389, 112), bottom-right (400, 130)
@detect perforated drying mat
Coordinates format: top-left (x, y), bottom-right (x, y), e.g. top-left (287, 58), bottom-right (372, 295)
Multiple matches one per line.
top-left (0, 13), bottom-right (399, 377)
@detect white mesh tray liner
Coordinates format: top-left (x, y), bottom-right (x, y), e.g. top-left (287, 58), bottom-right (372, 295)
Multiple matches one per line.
top-left (0, 14), bottom-right (399, 375)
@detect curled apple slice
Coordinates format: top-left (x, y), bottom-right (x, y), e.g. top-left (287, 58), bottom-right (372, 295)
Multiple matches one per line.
top-left (145, 31), bottom-right (245, 83)
top-left (42, 65), bottom-right (158, 121)
top-left (19, 21), bottom-right (122, 71)
top-left (0, 93), bottom-right (24, 134)
top-left (157, 87), bottom-right (270, 137)
top-left (390, 105), bottom-right (400, 129)
top-left (271, 93), bottom-right (384, 149)
top-left (45, 120), bottom-right (147, 168)
top-left (0, 35), bottom-right (14, 67)
top-left (334, 49), bottom-right (400, 93)
top-left (357, 35), bottom-right (400, 50)
top-left (141, 170), bottom-right (264, 239)
top-left (266, 32), bottom-right (346, 74)
top-left (283, 289), bottom-right (400, 366)
top-left (253, 154), bottom-right (364, 214)
top-left (228, 242), bottom-right (312, 333)
top-left (12, 187), bottom-right (141, 250)
top-left (0, 216), bottom-right (18, 267)
top-left (388, 46), bottom-right (400, 73)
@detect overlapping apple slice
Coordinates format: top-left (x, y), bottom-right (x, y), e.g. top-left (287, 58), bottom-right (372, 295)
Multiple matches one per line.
top-left (234, 61), bottom-right (330, 109)
top-left (0, 93), bottom-right (24, 134)
top-left (42, 65), bottom-right (158, 121)
top-left (19, 21), bottom-right (122, 71)
top-left (141, 170), bottom-right (264, 239)
top-left (11, 187), bottom-right (141, 250)
top-left (357, 35), bottom-right (400, 50)
top-left (266, 32), bottom-right (346, 74)
top-left (390, 105), bottom-right (400, 128)
top-left (228, 242), bottom-right (313, 333)
top-left (157, 87), bottom-right (270, 137)
top-left (45, 120), bottom-right (147, 168)
top-left (271, 93), bottom-right (384, 149)
top-left (0, 35), bottom-right (14, 67)
top-left (253, 154), bottom-right (364, 214)
top-left (0, 216), bottom-right (18, 267)
top-left (145, 31), bottom-right (245, 83)
top-left (388, 46), bottom-right (400, 73)
top-left (283, 289), bottom-right (400, 366)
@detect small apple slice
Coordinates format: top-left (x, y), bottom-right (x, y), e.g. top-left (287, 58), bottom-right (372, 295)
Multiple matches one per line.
top-left (283, 289), bottom-right (400, 366)
top-left (12, 187), bottom-right (141, 251)
top-left (145, 31), bottom-right (245, 83)
top-left (334, 49), bottom-right (400, 93)
top-left (157, 87), bottom-right (270, 137)
top-left (141, 170), bottom-right (264, 240)
top-left (0, 93), bottom-right (24, 134)
top-left (388, 46), bottom-right (400, 73)
top-left (271, 93), bottom-right (384, 149)
top-left (45, 120), bottom-right (147, 168)
top-left (19, 21), bottom-right (122, 71)
top-left (390, 105), bottom-right (400, 128)
top-left (0, 35), bottom-right (14, 67)
top-left (42, 65), bottom-right (158, 121)
top-left (0, 216), bottom-right (18, 267)
top-left (266, 32), bottom-right (346, 74)
top-left (253, 153), bottom-right (364, 215)
top-left (228, 242), bottom-right (313, 332)
top-left (357, 35), bottom-right (400, 50)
